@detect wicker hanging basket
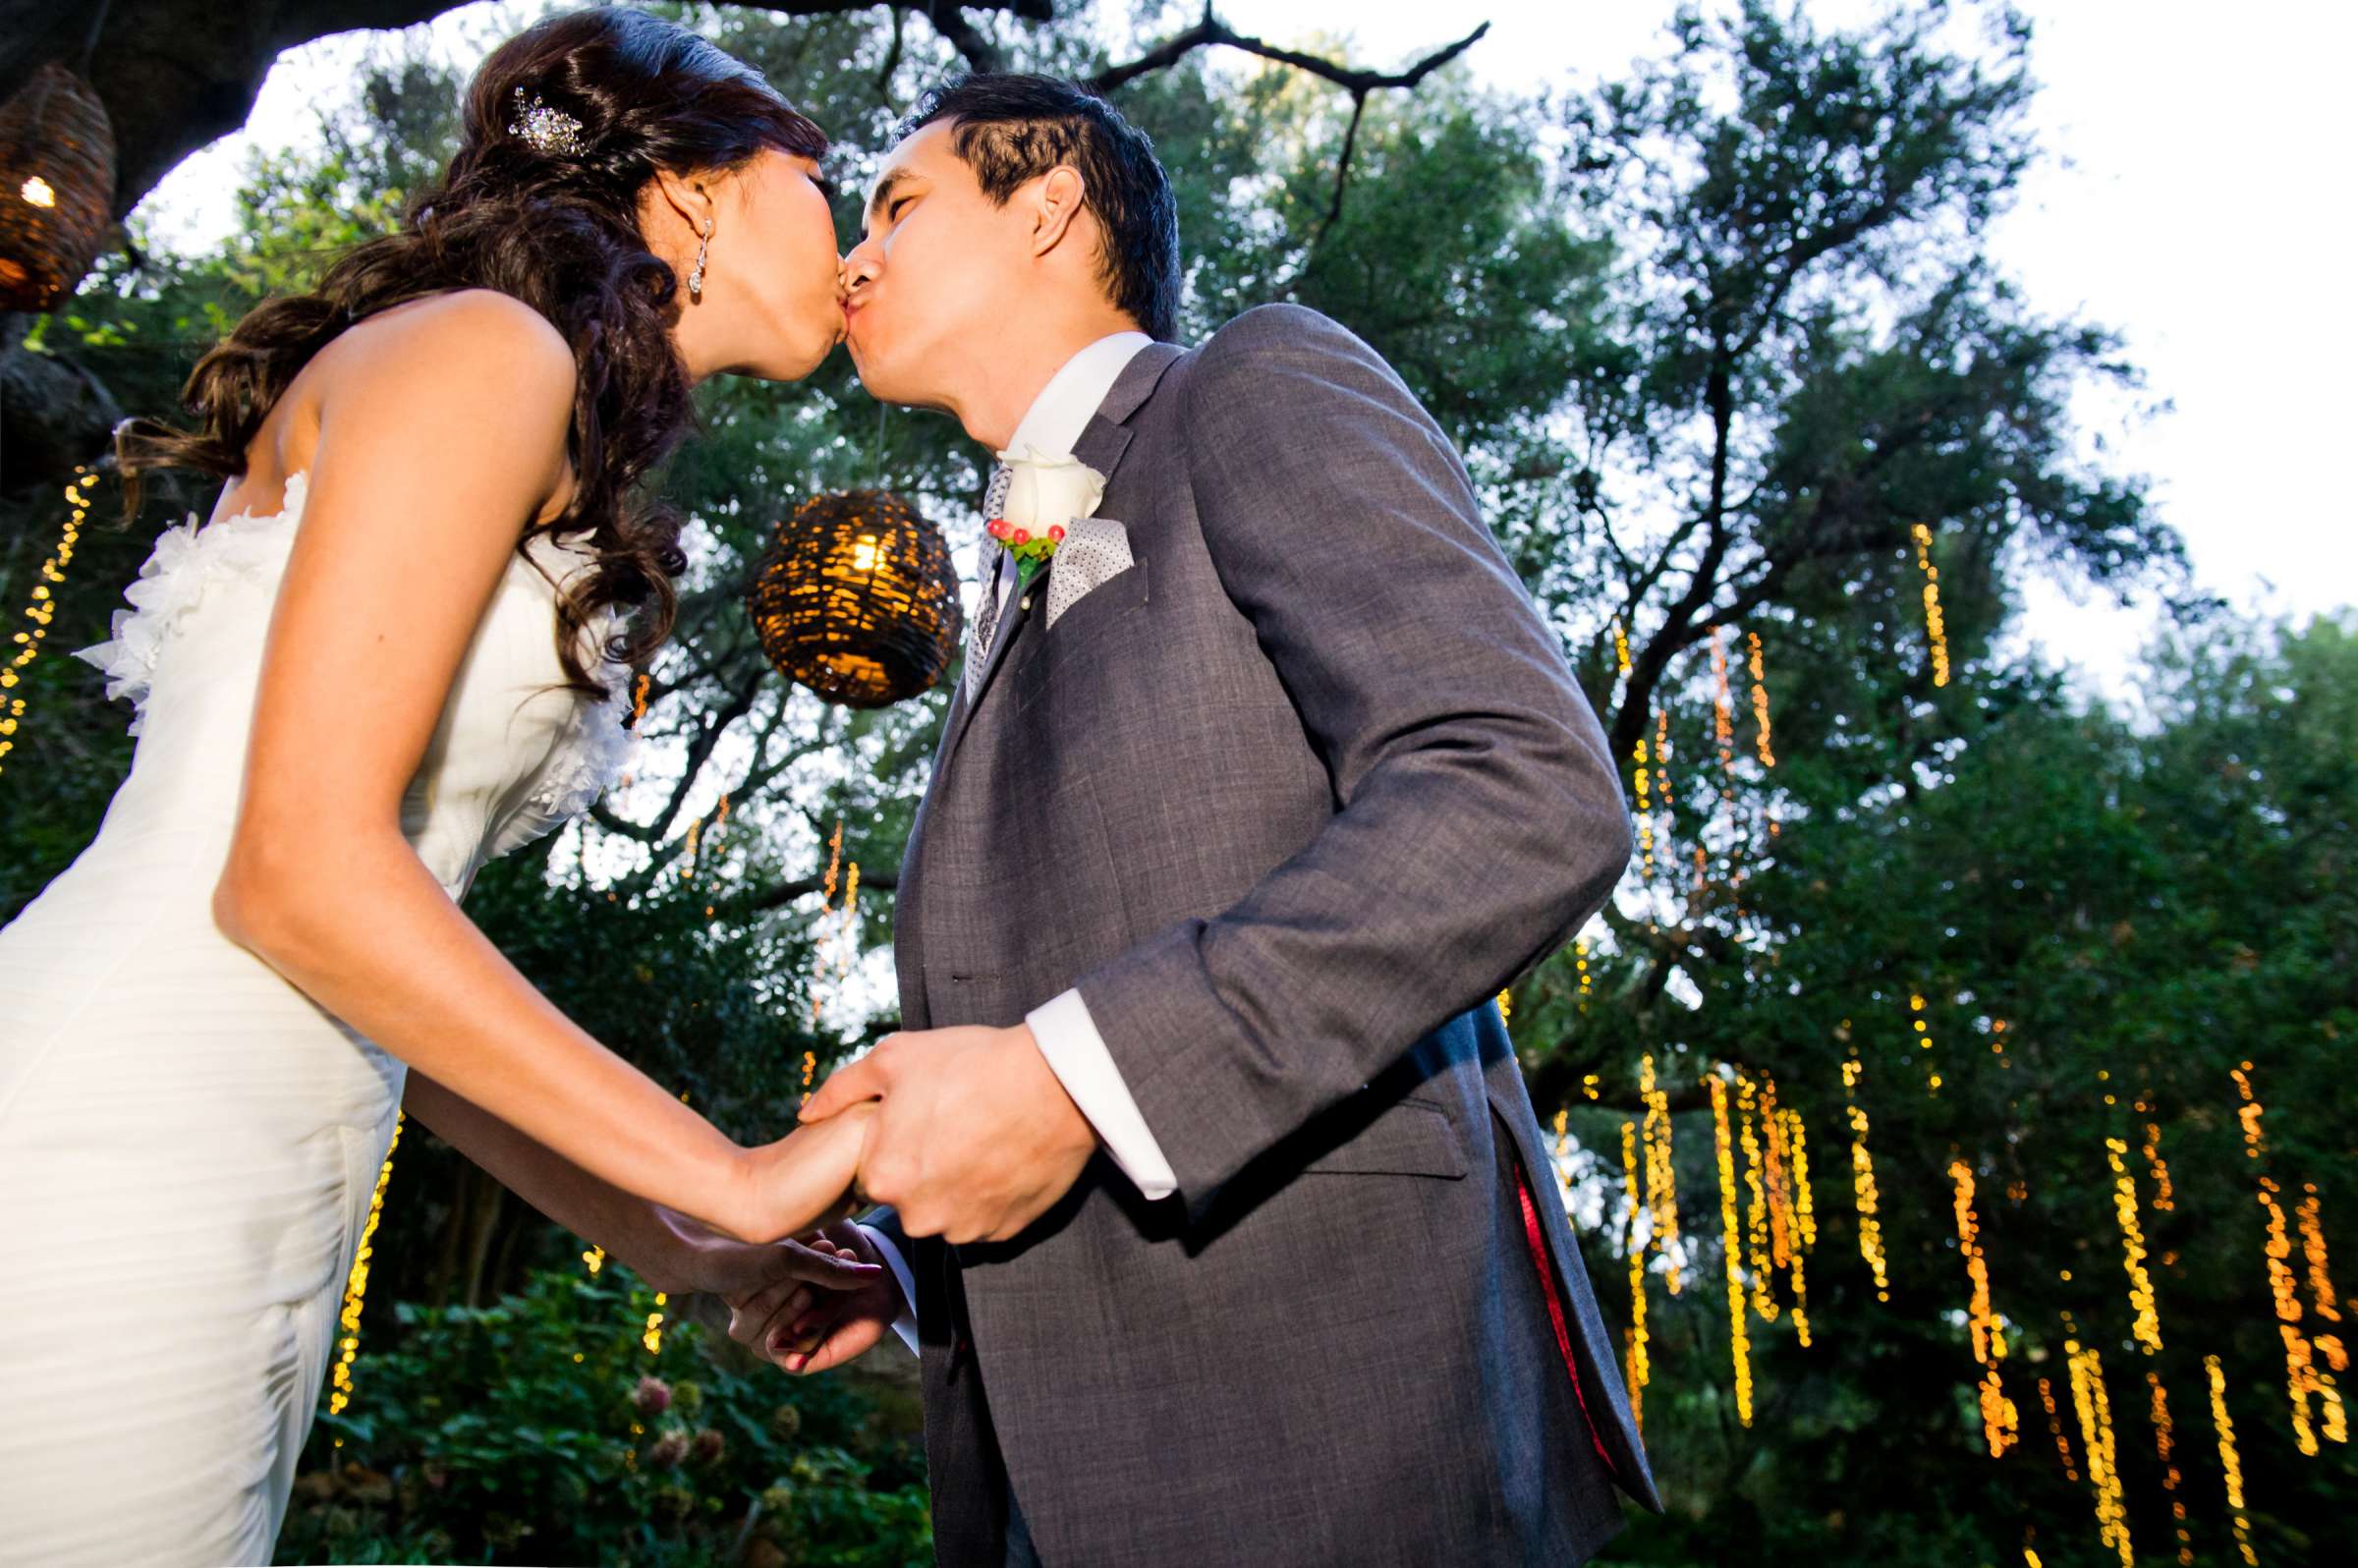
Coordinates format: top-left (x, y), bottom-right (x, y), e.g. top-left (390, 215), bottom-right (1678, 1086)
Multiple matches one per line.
top-left (747, 489), bottom-right (963, 708)
top-left (0, 61), bottom-right (116, 314)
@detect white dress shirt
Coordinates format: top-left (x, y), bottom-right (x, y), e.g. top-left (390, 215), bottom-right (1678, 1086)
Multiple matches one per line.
top-left (856, 330), bottom-right (1177, 1354)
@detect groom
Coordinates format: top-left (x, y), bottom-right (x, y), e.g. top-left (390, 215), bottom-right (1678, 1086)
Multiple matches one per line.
top-left (738, 74), bottom-right (1662, 1564)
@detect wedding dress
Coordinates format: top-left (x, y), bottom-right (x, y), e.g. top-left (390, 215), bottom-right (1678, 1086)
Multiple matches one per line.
top-left (0, 470), bottom-right (637, 1565)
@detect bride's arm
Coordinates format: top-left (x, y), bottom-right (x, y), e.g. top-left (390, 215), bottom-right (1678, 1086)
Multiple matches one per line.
top-left (399, 1073), bottom-right (879, 1294)
top-left (213, 290), bottom-right (765, 1242)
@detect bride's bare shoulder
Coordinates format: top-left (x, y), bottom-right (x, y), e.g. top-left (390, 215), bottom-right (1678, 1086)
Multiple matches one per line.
top-left (291, 289), bottom-right (578, 504)
top-left (322, 288), bottom-right (572, 389)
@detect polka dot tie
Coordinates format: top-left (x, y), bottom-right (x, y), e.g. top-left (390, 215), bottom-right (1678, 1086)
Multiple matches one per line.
top-left (963, 463), bottom-right (1015, 702)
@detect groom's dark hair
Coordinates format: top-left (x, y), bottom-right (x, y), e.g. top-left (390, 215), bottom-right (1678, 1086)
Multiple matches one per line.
top-left (901, 74), bottom-right (1181, 342)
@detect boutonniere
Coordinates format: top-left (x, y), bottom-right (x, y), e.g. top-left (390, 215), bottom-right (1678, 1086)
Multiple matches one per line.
top-left (985, 447), bottom-right (1108, 594)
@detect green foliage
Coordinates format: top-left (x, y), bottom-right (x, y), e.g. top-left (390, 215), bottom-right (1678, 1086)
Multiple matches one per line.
top-left (1560, 613), bottom-right (2358, 1566)
top-left (276, 1263), bottom-right (927, 1566)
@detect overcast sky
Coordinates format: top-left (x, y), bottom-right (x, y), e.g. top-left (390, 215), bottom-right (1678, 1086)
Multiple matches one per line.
top-left (138, 1), bottom-right (2355, 700)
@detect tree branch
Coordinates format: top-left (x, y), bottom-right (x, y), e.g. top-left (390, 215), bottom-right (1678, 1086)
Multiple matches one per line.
top-left (1313, 89), bottom-right (1373, 249)
top-left (1091, 15), bottom-right (1488, 99)
top-left (725, 867), bottom-right (900, 919)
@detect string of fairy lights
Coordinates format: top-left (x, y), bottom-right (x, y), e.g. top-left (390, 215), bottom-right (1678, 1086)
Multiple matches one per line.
top-left (1557, 577), bottom-right (2349, 1563)
top-left (326, 1111), bottom-right (403, 1444)
top-left (0, 465), bottom-right (89, 780)
top-left (1525, 1028), bottom-right (2346, 1565)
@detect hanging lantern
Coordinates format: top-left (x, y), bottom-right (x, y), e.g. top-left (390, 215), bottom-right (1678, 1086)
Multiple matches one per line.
top-left (0, 62), bottom-right (116, 314)
top-left (747, 489), bottom-right (962, 708)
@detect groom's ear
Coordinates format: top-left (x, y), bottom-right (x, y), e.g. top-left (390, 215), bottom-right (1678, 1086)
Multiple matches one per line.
top-left (1027, 165), bottom-right (1089, 259)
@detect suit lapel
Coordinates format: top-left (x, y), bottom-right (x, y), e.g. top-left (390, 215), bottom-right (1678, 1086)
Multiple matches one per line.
top-left (934, 342), bottom-right (1185, 773)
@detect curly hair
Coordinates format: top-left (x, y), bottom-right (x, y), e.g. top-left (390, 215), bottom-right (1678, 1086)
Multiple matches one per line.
top-left (115, 5), bottom-right (827, 697)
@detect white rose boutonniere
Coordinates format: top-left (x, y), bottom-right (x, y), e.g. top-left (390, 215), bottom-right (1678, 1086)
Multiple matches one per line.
top-left (986, 446), bottom-right (1108, 592)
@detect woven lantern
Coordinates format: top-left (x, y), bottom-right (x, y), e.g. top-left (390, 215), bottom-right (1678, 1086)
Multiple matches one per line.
top-left (0, 62), bottom-right (116, 314)
top-left (748, 488), bottom-right (963, 708)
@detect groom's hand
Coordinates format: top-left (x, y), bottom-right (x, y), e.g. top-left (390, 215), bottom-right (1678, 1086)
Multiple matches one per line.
top-left (800, 1024), bottom-right (1098, 1243)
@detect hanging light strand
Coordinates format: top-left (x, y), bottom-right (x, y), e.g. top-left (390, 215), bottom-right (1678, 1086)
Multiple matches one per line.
top-left (2038, 1374), bottom-right (2080, 1482)
top-left (1776, 1102), bottom-right (1815, 1343)
top-left (1710, 627), bottom-right (1736, 773)
top-left (808, 815), bottom-right (845, 1029)
top-left (2259, 1173), bottom-right (2345, 1451)
top-left (1781, 1100), bottom-right (1818, 1250)
top-left (1911, 522), bottom-right (1951, 688)
top-left (0, 466), bottom-right (89, 781)
top-left (1654, 707), bottom-right (1676, 878)
top-left (1842, 1055), bottom-right (1890, 1302)
top-left (1737, 1071), bottom-right (1780, 1323)
top-left (1619, 1119), bottom-right (1652, 1429)
top-left (1745, 629), bottom-right (1776, 767)
top-left (1641, 1053), bottom-right (1683, 1295)
top-left (2297, 1183), bottom-right (2345, 1352)
top-left (2105, 1136), bottom-right (2163, 1355)
top-left (1632, 734), bottom-right (1656, 881)
top-left (326, 1112), bottom-right (405, 1430)
top-left (834, 860), bottom-right (862, 984)
top-left (2235, 1063), bottom-right (2347, 1451)
top-left (2147, 1369), bottom-right (2194, 1566)
top-left (1760, 1078), bottom-right (1795, 1270)
top-left (1708, 1073), bottom-right (1754, 1426)
top-left (1947, 1158), bottom-right (2019, 1456)
top-left (2142, 1108), bottom-right (2176, 1212)
top-left (2205, 1353), bottom-right (2260, 1565)
top-left (1911, 990), bottom-right (1942, 1094)
top-left (2066, 1339), bottom-right (2133, 1567)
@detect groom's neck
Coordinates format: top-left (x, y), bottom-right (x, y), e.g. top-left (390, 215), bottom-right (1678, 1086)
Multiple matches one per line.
top-left (953, 298), bottom-right (1142, 451)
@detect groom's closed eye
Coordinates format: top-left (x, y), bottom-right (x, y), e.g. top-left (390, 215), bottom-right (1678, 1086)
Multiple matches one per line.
top-left (863, 173), bottom-right (920, 239)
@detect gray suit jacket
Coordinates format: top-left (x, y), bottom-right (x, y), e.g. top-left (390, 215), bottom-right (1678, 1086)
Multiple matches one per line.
top-left (869, 305), bottom-right (1662, 1565)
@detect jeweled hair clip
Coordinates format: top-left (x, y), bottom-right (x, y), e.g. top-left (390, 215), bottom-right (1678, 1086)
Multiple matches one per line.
top-left (506, 86), bottom-right (587, 157)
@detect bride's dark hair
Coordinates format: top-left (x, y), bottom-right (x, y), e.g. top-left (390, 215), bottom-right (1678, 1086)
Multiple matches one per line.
top-left (115, 5), bottom-right (827, 696)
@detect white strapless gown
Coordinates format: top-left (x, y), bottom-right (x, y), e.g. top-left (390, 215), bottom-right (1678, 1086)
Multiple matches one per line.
top-left (0, 472), bottom-right (638, 1566)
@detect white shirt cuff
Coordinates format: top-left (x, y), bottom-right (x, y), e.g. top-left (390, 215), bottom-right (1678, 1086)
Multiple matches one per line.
top-left (1026, 986), bottom-right (1179, 1201)
top-left (854, 1220), bottom-right (922, 1357)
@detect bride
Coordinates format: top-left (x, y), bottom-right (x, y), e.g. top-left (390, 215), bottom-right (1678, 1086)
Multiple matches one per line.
top-left (0, 8), bottom-right (872, 1562)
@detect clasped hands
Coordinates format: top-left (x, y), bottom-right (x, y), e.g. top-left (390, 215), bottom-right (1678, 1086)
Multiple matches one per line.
top-left (724, 1022), bottom-right (1099, 1374)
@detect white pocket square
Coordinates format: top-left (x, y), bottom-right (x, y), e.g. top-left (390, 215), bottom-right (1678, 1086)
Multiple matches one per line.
top-left (1043, 515), bottom-right (1134, 630)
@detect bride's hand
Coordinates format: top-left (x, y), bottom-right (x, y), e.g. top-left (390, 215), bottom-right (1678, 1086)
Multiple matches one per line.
top-left (740, 1100), bottom-right (879, 1244)
top-left (635, 1204), bottom-right (885, 1300)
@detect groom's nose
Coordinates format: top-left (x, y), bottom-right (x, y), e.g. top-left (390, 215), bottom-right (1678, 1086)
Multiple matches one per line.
top-left (840, 243), bottom-right (879, 299)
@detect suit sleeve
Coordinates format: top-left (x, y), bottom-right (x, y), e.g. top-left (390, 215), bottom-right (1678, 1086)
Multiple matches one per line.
top-left (1071, 304), bottom-right (1633, 1228)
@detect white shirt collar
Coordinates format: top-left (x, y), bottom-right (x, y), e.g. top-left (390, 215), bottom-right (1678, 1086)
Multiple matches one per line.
top-left (998, 330), bottom-right (1154, 464)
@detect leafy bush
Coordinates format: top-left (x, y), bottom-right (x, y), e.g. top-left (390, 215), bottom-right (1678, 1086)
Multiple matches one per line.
top-left (276, 1264), bottom-right (929, 1567)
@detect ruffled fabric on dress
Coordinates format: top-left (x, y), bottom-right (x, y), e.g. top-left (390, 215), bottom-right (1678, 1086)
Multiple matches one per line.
top-left (70, 470), bottom-right (642, 861)
top-left (488, 648), bottom-right (643, 862)
top-left (72, 472), bottom-right (311, 737)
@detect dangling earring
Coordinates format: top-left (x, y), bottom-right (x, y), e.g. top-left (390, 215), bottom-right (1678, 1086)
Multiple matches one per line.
top-left (688, 218), bottom-right (711, 303)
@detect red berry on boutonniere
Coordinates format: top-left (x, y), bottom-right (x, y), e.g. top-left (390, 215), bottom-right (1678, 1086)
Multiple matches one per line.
top-left (987, 518), bottom-right (1010, 538)
top-left (1048, 525), bottom-right (1066, 542)
top-left (1012, 528), bottom-right (1029, 544)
